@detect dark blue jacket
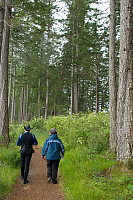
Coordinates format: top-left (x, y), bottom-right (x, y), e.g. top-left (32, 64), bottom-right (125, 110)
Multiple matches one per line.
top-left (42, 134), bottom-right (64, 160)
top-left (16, 132), bottom-right (38, 146)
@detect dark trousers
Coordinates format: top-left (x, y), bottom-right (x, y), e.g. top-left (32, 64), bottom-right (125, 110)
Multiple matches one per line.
top-left (46, 159), bottom-right (60, 183)
top-left (20, 153), bottom-right (32, 181)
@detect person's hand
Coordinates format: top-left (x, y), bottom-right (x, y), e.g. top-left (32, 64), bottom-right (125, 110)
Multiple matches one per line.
top-left (41, 156), bottom-right (44, 159)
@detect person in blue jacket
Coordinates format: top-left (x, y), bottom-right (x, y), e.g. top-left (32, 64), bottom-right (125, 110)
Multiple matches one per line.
top-left (17, 125), bottom-right (38, 184)
top-left (42, 128), bottom-right (64, 184)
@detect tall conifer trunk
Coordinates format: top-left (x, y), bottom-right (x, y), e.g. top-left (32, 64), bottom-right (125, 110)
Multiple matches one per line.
top-left (25, 84), bottom-right (29, 121)
top-left (109, 0), bottom-right (117, 152)
top-left (11, 65), bottom-right (16, 124)
top-left (38, 79), bottom-right (41, 118)
top-left (95, 39), bottom-right (99, 114)
top-left (74, 1), bottom-right (79, 114)
top-left (45, 68), bottom-right (49, 120)
top-left (70, 13), bottom-right (74, 115)
top-left (19, 87), bottom-right (24, 124)
top-left (45, 30), bottom-right (50, 120)
top-left (0, 0), bottom-right (10, 144)
top-left (117, 0), bottom-right (133, 162)
top-left (0, 0), bottom-right (4, 56)
top-left (8, 43), bottom-right (13, 113)
top-left (71, 59), bottom-right (74, 115)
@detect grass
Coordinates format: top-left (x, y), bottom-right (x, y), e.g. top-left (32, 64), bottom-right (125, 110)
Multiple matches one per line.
top-left (1, 113), bottom-right (133, 200)
top-left (0, 166), bottom-right (19, 199)
top-left (59, 148), bottom-right (133, 200)
top-left (0, 145), bottom-right (20, 199)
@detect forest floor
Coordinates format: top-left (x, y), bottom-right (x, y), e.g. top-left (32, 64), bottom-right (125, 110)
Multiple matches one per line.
top-left (4, 146), bottom-right (66, 200)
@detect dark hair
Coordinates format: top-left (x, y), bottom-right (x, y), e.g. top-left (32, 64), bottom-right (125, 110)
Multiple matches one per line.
top-left (49, 128), bottom-right (57, 134)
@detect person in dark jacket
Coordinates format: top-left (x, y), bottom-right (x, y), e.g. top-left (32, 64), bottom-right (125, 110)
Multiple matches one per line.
top-left (42, 128), bottom-right (64, 184)
top-left (17, 125), bottom-right (38, 184)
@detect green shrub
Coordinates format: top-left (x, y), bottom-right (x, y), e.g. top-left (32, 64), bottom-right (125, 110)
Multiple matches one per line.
top-left (45, 112), bottom-right (109, 153)
top-left (2, 113), bottom-right (133, 200)
top-left (9, 124), bottom-right (24, 143)
top-left (0, 166), bottom-right (19, 199)
top-left (0, 143), bottom-right (20, 199)
top-left (0, 146), bottom-right (20, 169)
top-left (28, 117), bottom-right (47, 130)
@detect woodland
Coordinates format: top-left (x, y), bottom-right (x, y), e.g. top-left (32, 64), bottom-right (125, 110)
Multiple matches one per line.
top-left (0, 0), bottom-right (133, 199)
top-left (1, 0), bottom-right (111, 122)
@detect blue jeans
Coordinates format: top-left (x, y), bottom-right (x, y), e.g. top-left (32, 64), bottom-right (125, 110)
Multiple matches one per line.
top-left (20, 153), bottom-right (32, 181)
top-left (46, 159), bottom-right (60, 183)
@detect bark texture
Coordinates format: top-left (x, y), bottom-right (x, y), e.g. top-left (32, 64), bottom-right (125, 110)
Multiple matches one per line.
top-left (0, 0), bottom-right (4, 57)
top-left (38, 79), bottom-right (41, 118)
top-left (11, 65), bottom-right (16, 124)
top-left (117, 0), bottom-right (133, 162)
top-left (74, 4), bottom-right (79, 114)
top-left (95, 39), bottom-right (99, 114)
top-left (0, 0), bottom-right (10, 143)
top-left (109, 0), bottom-right (117, 152)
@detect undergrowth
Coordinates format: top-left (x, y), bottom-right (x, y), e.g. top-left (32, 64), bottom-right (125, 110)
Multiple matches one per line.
top-left (1, 112), bottom-right (133, 199)
top-left (0, 145), bottom-right (20, 199)
top-left (45, 112), bottom-right (133, 200)
top-left (59, 148), bottom-right (133, 199)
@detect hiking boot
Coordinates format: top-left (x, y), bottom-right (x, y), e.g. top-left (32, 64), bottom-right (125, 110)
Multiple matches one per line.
top-left (52, 180), bottom-right (57, 184)
top-left (23, 180), bottom-right (29, 184)
top-left (47, 177), bottom-right (51, 182)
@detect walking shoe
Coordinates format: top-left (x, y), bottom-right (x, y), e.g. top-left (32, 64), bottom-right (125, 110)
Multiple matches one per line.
top-left (47, 177), bottom-right (51, 182)
top-left (52, 180), bottom-right (57, 184)
top-left (23, 180), bottom-right (29, 184)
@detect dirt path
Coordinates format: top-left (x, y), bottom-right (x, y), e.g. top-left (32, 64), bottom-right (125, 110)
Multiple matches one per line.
top-left (5, 146), bottom-right (65, 200)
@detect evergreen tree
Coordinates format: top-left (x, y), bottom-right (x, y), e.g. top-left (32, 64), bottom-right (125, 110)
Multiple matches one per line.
top-left (117, 0), bottom-right (133, 162)
top-left (0, 0), bottom-right (11, 144)
top-left (61, 0), bottom-right (109, 113)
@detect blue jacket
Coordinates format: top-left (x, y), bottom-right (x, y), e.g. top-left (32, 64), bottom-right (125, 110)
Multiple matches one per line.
top-left (16, 132), bottom-right (38, 146)
top-left (42, 134), bottom-right (64, 160)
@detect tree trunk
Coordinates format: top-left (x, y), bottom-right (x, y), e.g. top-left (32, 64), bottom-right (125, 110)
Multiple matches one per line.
top-left (0, 0), bottom-right (4, 57)
top-left (74, 68), bottom-right (78, 114)
top-left (38, 30), bottom-right (44, 118)
top-left (19, 86), bottom-right (24, 124)
top-left (45, 69), bottom-right (49, 120)
top-left (70, 16), bottom-right (74, 115)
top-left (8, 43), bottom-right (13, 113)
top-left (45, 1), bottom-right (50, 120)
top-left (117, 0), bottom-right (133, 162)
top-left (23, 86), bottom-right (26, 120)
top-left (38, 79), bottom-right (41, 118)
top-left (74, 20), bottom-right (79, 114)
top-left (25, 84), bottom-right (29, 121)
top-left (71, 63), bottom-right (74, 115)
top-left (95, 40), bottom-right (99, 113)
top-left (11, 65), bottom-right (16, 124)
top-left (101, 88), bottom-right (104, 111)
top-left (109, 0), bottom-right (117, 152)
top-left (0, 0), bottom-right (10, 144)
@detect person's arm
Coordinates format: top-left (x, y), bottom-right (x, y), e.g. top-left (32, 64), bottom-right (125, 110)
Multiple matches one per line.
top-left (42, 139), bottom-right (48, 157)
top-left (16, 134), bottom-right (22, 146)
top-left (60, 140), bottom-right (65, 156)
top-left (32, 134), bottom-right (38, 145)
